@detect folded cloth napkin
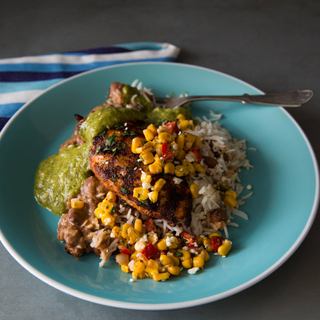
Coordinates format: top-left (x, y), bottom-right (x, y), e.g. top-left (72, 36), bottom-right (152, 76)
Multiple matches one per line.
top-left (0, 42), bottom-right (180, 131)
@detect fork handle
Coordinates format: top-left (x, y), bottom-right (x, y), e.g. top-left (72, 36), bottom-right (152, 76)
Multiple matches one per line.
top-left (187, 90), bottom-right (314, 107)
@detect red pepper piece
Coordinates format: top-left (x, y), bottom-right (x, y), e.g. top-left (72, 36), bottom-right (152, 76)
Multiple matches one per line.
top-left (145, 218), bottom-right (156, 233)
top-left (161, 141), bottom-right (175, 161)
top-left (190, 147), bottom-right (202, 164)
top-left (120, 248), bottom-right (132, 255)
top-left (164, 121), bottom-right (179, 134)
top-left (142, 242), bottom-right (160, 260)
top-left (180, 232), bottom-right (199, 250)
top-left (211, 236), bottom-right (224, 252)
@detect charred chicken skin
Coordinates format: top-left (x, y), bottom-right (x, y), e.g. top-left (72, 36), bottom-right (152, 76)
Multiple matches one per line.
top-left (89, 121), bottom-right (192, 227)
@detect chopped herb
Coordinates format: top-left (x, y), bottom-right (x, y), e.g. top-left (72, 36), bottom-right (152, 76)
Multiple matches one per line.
top-left (103, 147), bottom-right (110, 152)
top-left (140, 155), bottom-right (145, 162)
top-left (175, 250), bottom-right (183, 257)
top-left (121, 187), bottom-right (129, 194)
top-left (123, 202), bottom-right (128, 205)
top-left (139, 200), bottom-right (149, 206)
top-left (135, 160), bottom-right (140, 166)
top-left (95, 145), bottom-right (101, 154)
top-left (128, 174), bottom-right (131, 177)
top-left (121, 142), bottom-right (126, 148)
top-left (137, 126), bottom-right (145, 129)
top-left (114, 124), bottom-right (124, 129)
top-left (98, 130), bottom-right (105, 136)
top-left (106, 205), bottom-right (109, 209)
top-left (111, 175), bottom-right (116, 182)
top-left (122, 130), bottom-right (130, 136)
top-left (105, 133), bottom-right (117, 147)
top-left (110, 207), bottom-right (115, 215)
top-left (163, 173), bottom-right (169, 180)
top-left (112, 146), bottom-right (122, 155)
top-left (143, 140), bottom-right (148, 145)
top-left (124, 165), bottom-right (132, 170)
top-left (138, 193), bottom-right (141, 198)
top-left (130, 130), bottom-right (136, 136)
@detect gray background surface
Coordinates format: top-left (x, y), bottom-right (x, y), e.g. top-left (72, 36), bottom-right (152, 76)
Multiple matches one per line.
top-left (1, 0), bottom-right (319, 319)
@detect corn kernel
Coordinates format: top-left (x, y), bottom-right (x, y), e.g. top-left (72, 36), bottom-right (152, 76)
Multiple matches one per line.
top-left (132, 271), bottom-right (139, 279)
top-left (179, 250), bottom-right (191, 261)
top-left (218, 240), bottom-right (232, 256)
top-left (193, 163), bottom-right (206, 173)
top-left (179, 119), bottom-right (190, 130)
top-left (164, 162), bottom-right (175, 175)
top-left (154, 178), bottom-right (166, 192)
top-left (133, 260), bottom-right (145, 273)
top-left (199, 249), bottom-right (210, 262)
top-left (224, 195), bottom-right (237, 208)
top-left (175, 149), bottom-right (186, 161)
top-left (153, 272), bottom-right (170, 281)
top-left (203, 237), bottom-right (213, 252)
top-left (141, 171), bottom-right (152, 183)
top-left (182, 258), bottom-right (193, 269)
top-left (130, 251), bottom-right (139, 261)
top-left (131, 137), bottom-right (143, 154)
top-left (143, 128), bottom-right (155, 141)
top-left (111, 226), bottom-right (121, 238)
top-left (140, 148), bottom-right (154, 155)
top-left (170, 255), bottom-right (180, 266)
top-left (149, 162), bottom-right (162, 174)
top-left (193, 136), bottom-right (202, 147)
top-left (160, 254), bottom-right (173, 265)
top-left (140, 151), bottom-right (154, 165)
top-left (147, 259), bottom-right (160, 270)
top-left (147, 124), bottom-right (158, 135)
top-left (184, 133), bottom-right (196, 143)
top-left (188, 121), bottom-right (195, 131)
top-left (70, 199), bottom-right (85, 209)
top-left (149, 191), bottom-right (159, 203)
top-left (145, 267), bottom-right (159, 276)
top-left (176, 134), bottom-right (185, 150)
top-left (184, 141), bottom-right (193, 151)
top-left (127, 228), bottom-right (141, 244)
top-left (121, 223), bottom-right (133, 239)
top-left (168, 265), bottom-right (180, 276)
top-left (175, 165), bottom-right (189, 177)
top-left (134, 219), bottom-right (143, 233)
top-left (225, 190), bottom-right (237, 199)
top-left (121, 265), bottom-right (130, 273)
top-left (209, 233), bottom-right (221, 238)
top-left (159, 132), bottom-right (172, 143)
top-left (157, 238), bottom-right (168, 251)
top-left (176, 113), bottom-right (186, 120)
top-left (100, 212), bottom-right (115, 226)
top-left (193, 256), bottom-right (205, 268)
top-left (190, 183), bottom-right (199, 199)
top-left (183, 160), bottom-right (195, 175)
top-left (133, 188), bottom-right (149, 201)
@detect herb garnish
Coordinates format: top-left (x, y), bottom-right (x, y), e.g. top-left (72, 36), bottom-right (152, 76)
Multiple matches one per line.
top-left (139, 200), bottom-right (149, 206)
top-left (121, 187), bottom-right (129, 194)
top-left (111, 175), bottom-right (116, 182)
top-left (123, 130), bottom-right (136, 137)
top-left (105, 133), bottom-right (117, 147)
top-left (175, 251), bottom-right (183, 257)
top-left (163, 173), bottom-right (169, 180)
top-left (114, 124), bottom-right (124, 129)
top-left (95, 145), bottom-right (101, 154)
top-left (98, 130), bottom-right (105, 136)
top-left (110, 207), bottom-right (115, 215)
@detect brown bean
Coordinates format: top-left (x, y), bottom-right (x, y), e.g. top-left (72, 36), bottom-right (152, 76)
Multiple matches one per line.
top-left (203, 156), bottom-right (218, 168)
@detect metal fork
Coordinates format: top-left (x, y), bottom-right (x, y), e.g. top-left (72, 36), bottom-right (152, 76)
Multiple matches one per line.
top-left (155, 90), bottom-right (314, 109)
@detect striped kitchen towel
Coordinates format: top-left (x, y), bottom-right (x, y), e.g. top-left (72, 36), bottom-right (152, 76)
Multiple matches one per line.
top-left (0, 42), bottom-right (180, 131)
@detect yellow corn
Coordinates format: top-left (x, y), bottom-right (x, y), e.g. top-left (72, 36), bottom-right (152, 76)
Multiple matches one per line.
top-left (193, 256), bottom-right (205, 268)
top-left (130, 251), bottom-right (139, 261)
top-left (199, 249), bottom-right (210, 262)
top-left (111, 226), bottom-right (121, 238)
top-left (203, 237), bottom-right (213, 252)
top-left (170, 255), bottom-right (180, 266)
top-left (149, 191), bottom-right (159, 203)
top-left (188, 120), bottom-right (195, 131)
top-left (176, 134), bottom-right (185, 149)
top-left (218, 240), bottom-right (232, 256)
top-left (153, 272), bottom-right (170, 281)
top-left (121, 265), bottom-right (130, 273)
top-left (189, 183), bottom-right (199, 199)
top-left (100, 211), bottom-right (115, 226)
top-left (157, 238), bottom-right (168, 251)
top-left (145, 267), bottom-right (159, 276)
top-left (131, 137), bottom-right (143, 154)
top-left (154, 178), bottom-right (166, 192)
top-left (184, 141), bottom-right (193, 151)
top-left (127, 228), bottom-right (141, 244)
top-left (139, 152), bottom-right (154, 165)
top-left (209, 233), bottom-right (221, 238)
top-left (225, 190), bottom-right (237, 199)
top-left (132, 271), bottom-right (140, 280)
top-left (183, 160), bottom-right (195, 175)
top-left (70, 199), bottom-right (85, 209)
top-left (143, 128), bottom-right (155, 141)
top-left (179, 119), bottom-right (190, 130)
top-left (193, 163), bottom-right (206, 174)
top-left (179, 250), bottom-right (191, 261)
top-left (147, 259), bottom-right (160, 270)
top-left (133, 188), bottom-right (149, 201)
top-left (121, 223), bottom-right (133, 239)
top-left (176, 113), bottom-right (186, 120)
top-left (164, 162), bottom-right (175, 175)
top-left (140, 148), bottom-right (154, 156)
top-left (197, 236), bottom-right (203, 245)
top-left (224, 195), bottom-right (237, 208)
top-left (149, 162), bottom-right (162, 174)
top-left (175, 165), bottom-right (189, 177)
top-left (168, 266), bottom-right (180, 276)
top-left (184, 133), bottom-right (196, 143)
top-left (147, 124), bottom-right (158, 135)
top-left (158, 132), bottom-right (172, 143)
top-left (193, 136), bottom-right (202, 147)
top-left (134, 219), bottom-right (143, 233)
top-left (106, 191), bottom-right (117, 203)
top-left (160, 254), bottom-right (173, 266)
top-left (175, 149), bottom-right (186, 161)
top-left (133, 260), bottom-right (145, 273)
top-left (141, 171), bottom-right (152, 183)
top-left (182, 258), bottom-right (193, 269)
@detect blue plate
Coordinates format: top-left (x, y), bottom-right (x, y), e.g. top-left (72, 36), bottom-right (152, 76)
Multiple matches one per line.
top-left (0, 63), bottom-right (318, 310)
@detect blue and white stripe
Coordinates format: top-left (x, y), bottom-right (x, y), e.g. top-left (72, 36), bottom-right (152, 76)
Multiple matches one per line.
top-left (0, 42), bottom-right (180, 130)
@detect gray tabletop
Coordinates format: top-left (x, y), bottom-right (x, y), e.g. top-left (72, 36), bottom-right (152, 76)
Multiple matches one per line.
top-left (1, 1), bottom-right (319, 319)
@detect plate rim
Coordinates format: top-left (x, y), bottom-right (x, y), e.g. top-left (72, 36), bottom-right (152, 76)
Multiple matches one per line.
top-left (0, 61), bottom-right (319, 310)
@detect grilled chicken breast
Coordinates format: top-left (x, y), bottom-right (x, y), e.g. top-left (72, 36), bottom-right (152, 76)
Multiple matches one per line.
top-left (89, 121), bottom-right (192, 226)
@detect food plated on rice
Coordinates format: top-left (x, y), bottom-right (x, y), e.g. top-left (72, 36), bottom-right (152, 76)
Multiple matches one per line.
top-left (34, 80), bottom-right (253, 282)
